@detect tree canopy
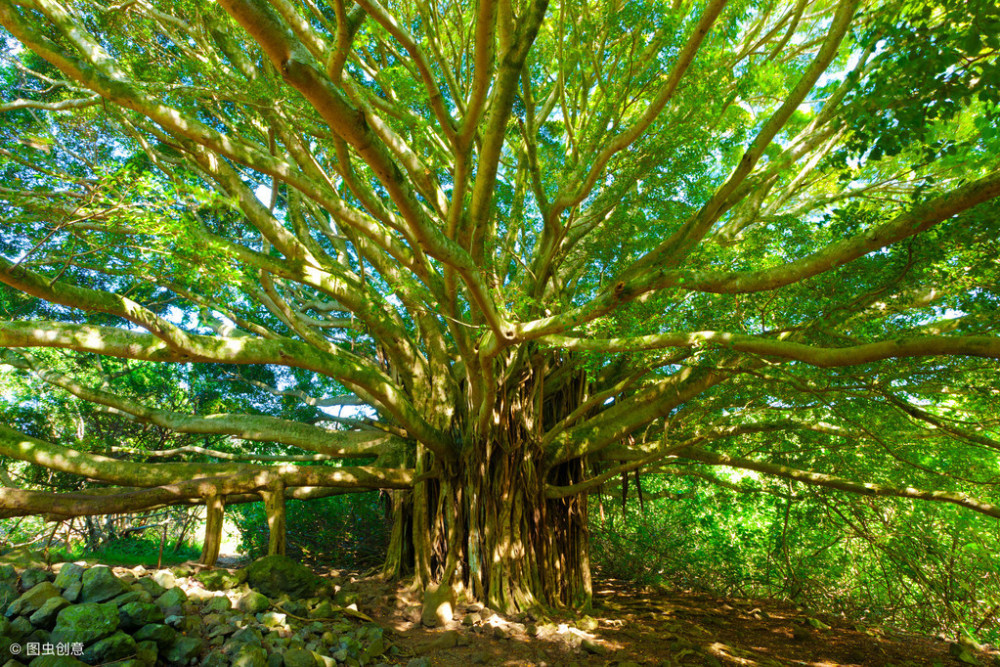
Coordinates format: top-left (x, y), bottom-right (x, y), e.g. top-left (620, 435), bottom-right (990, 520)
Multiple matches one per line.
top-left (1, 0), bottom-right (999, 612)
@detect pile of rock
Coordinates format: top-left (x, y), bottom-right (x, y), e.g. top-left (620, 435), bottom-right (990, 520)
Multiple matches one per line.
top-left (1, 554), bottom-right (395, 667)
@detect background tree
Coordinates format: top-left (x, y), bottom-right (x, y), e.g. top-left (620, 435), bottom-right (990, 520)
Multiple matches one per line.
top-left (1, 0), bottom-right (999, 613)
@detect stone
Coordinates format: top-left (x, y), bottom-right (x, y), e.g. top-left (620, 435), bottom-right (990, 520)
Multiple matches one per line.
top-left (9, 615), bottom-right (32, 638)
top-left (580, 639), bottom-right (607, 655)
top-left (237, 591), bottom-right (270, 614)
top-left (28, 596), bottom-right (70, 629)
top-left (163, 636), bottom-right (204, 665)
top-left (52, 564), bottom-right (84, 591)
top-left (266, 653), bottom-right (284, 667)
top-left (132, 623), bottom-right (179, 649)
top-left (61, 583), bottom-right (81, 604)
top-left (405, 659), bottom-right (432, 667)
top-left (154, 587), bottom-right (187, 610)
top-left (420, 584), bottom-right (454, 627)
top-left (231, 645), bottom-right (267, 667)
top-left (310, 601), bottom-right (335, 619)
top-left (110, 591), bottom-right (145, 607)
top-left (282, 649), bottom-right (317, 667)
top-left (81, 630), bottom-right (137, 663)
top-left (49, 602), bottom-right (120, 646)
top-left (195, 569), bottom-right (245, 591)
top-left (135, 640), bottom-right (158, 666)
top-left (462, 612), bottom-right (480, 626)
top-left (24, 628), bottom-right (51, 645)
top-left (204, 595), bottom-right (232, 613)
top-left (25, 657), bottom-right (88, 667)
top-left (119, 601), bottom-right (165, 631)
top-left (0, 579), bottom-right (18, 614)
top-left (243, 556), bottom-right (319, 598)
top-left (200, 651), bottom-right (231, 667)
top-left (5, 582), bottom-right (61, 618)
top-left (80, 567), bottom-right (128, 603)
top-left (260, 611), bottom-right (287, 628)
top-left (19, 568), bottom-right (50, 592)
top-left (0, 564), bottom-right (17, 583)
top-left (151, 570), bottom-right (175, 589)
top-left (133, 578), bottom-right (165, 599)
top-left (576, 615), bottom-right (599, 632)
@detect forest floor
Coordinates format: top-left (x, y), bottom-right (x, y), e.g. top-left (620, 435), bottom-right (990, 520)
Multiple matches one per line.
top-left (325, 567), bottom-right (1000, 667)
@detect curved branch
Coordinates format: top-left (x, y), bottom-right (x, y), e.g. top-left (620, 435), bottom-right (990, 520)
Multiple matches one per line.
top-left (541, 331), bottom-right (1000, 366)
top-left (678, 446), bottom-right (1000, 519)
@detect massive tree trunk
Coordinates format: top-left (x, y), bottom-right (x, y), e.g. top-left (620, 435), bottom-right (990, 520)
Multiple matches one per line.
top-left (391, 456), bottom-right (591, 613)
top-left (387, 366), bottom-right (595, 613)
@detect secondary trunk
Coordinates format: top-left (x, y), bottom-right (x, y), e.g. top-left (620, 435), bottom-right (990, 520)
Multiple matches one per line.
top-left (386, 443), bottom-right (592, 613)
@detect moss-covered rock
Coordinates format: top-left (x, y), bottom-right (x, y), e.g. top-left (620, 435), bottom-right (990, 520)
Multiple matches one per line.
top-left (243, 555), bottom-right (319, 598)
top-left (195, 569), bottom-right (246, 591)
top-left (80, 567), bottom-right (128, 604)
top-left (49, 602), bottom-right (119, 646)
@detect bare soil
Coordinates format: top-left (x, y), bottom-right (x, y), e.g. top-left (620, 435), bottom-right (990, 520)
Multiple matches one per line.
top-left (327, 570), bottom-right (1000, 667)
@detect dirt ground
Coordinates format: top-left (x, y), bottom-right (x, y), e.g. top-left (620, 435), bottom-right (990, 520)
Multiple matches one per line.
top-left (328, 570), bottom-right (1000, 667)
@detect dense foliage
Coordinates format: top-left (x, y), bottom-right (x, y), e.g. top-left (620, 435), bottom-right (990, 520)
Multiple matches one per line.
top-left (1, 0), bottom-right (998, 618)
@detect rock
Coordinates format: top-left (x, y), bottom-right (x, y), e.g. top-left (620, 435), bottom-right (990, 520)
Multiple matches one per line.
top-left (310, 601), bottom-right (335, 619)
top-left (237, 591), bottom-right (270, 614)
top-left (260, 611), bottom-right (287, 628)
top-left (154, 587), bottom-right (187, 611)
top-left (163, 636), bottom-right (205, 665)
top-left (283, 649), bottom-right (318, 667)
top-left (420, 584), bottom-right (454, 627)
top-left (9, 615), bottom-right (32, 638)
top-left (61, 583), bottom-right (81, 604)
top-left (580, 639), bottom-right (607, 655)
top-left (231, 645), bottom-right (268, 667)
top-left (195, 569), bottom-right (245, 591)
top-left (266, 653), bottom-right (284, 667)
top-left (204, 596), bottom-right (232, 613)
top-left (132, 623), bottom-right (179, 649)
top-left (135, 640), bottom-right (158, 666)
top-left (49, 602), bottom-right (120, 646)
top-left (6, 582), bottom-right (61, 618)
top-left (80, 567), bottom-right (128, 603)
top-left (81, 630), bottom-right (137, 663)
top-left (405, 658), bottom-right (432, 667)
top-left (200, 651), bottom-right (231, 667)
top-left (134, 578), bottom-right (166, 599)
top-left (19, 568), bottom-right (51, 592)
top-left (28, 596), bottom-right (70, 629)
top-left (576, 615), bottom-right (599, 632)
top-left (119, 601), bottom-right (165, 631)
top-left (24, 626), bottom-right (50, 644)
top-left (0, 572), bottom-right (18, 613)
top-left (52, 564), bottom-right (84, 591)
top-left (462, 612), bottom-right (480, 626)
top-left (25, 657), bottom-right (88, 667)
top-left (151, 570), bottom-right (175, 590)
top-left (243, 556), bottom-right (319, 599)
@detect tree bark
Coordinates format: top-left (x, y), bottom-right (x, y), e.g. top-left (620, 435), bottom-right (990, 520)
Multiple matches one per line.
top-left (200, 493), bottom-right (226, 566)
top-left (262, 480), bottom-right (287, 556)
